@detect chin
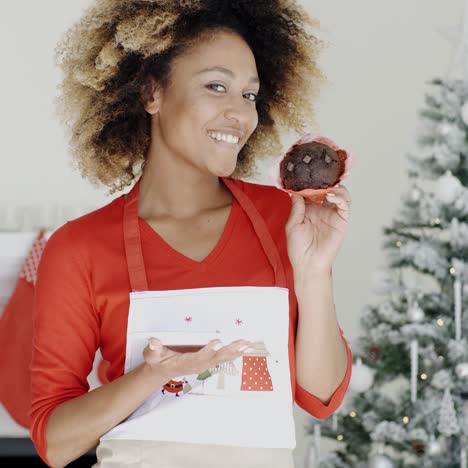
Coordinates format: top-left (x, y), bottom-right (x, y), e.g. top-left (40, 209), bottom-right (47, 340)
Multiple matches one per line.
top-left (208, 160), bottom-right (238, 178)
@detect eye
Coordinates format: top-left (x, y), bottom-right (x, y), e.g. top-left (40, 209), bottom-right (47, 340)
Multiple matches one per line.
top-left (206, 83), bottom-right (226, 93)
top-left (244, 93), bottom-right (257, 103)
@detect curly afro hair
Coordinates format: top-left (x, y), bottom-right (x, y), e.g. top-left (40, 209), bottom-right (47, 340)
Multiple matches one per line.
top-left (54, 0), bottom-right (325, 195)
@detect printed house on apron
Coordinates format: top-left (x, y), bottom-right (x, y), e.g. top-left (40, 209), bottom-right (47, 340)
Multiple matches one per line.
top-left (240, 341), bottom-right (273, 392)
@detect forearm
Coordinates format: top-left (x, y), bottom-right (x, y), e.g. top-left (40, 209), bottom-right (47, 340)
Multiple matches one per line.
top-left (45, 363), bottom-right (169, 468)
top-left (294, 271), bottom-right (348, 403)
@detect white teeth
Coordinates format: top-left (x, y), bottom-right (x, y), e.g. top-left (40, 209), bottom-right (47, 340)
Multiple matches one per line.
top-left (208, 131), bottom-right (240, 144)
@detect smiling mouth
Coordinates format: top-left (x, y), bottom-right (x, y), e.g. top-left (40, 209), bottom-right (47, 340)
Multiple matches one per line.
top-left (207, 131), bottom-right (241, 146)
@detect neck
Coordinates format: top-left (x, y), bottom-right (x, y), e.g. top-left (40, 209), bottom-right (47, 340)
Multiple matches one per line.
top-left (137, 140), bottom-right (233, 221)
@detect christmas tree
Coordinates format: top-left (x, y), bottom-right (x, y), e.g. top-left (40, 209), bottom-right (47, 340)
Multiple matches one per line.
top-left (304, 32), bottom-right (468, 468)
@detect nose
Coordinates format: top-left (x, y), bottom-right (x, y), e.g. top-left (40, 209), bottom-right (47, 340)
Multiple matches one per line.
top-left (223, 94), bottom-right (254, 124)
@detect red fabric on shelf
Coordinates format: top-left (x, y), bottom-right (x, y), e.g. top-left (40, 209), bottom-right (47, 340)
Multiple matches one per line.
top-left (0, 231), bottom-right (47, 428)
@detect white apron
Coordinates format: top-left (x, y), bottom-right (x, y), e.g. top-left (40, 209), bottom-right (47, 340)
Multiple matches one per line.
top-left (93, 177), bottom-right (296, 467)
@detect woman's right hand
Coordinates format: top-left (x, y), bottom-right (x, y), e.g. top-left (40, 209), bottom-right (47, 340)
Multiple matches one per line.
top-left (142, 338), bottom-right (253, 380)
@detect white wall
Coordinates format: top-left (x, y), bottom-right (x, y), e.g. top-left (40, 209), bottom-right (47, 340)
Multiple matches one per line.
top-left (0, 0), bottom-right (463, 465)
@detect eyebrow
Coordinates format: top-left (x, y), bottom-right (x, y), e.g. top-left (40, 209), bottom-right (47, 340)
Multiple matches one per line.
top-left (196, 66), bottom-right (260, 84)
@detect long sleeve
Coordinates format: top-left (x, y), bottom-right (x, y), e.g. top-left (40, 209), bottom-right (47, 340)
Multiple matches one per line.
top-left (294, 327), bottom-right (352, 419)
top-left (29, 222), bottom-right (100, 465)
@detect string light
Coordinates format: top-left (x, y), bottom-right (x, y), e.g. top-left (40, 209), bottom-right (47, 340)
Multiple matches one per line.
top-left (396, 241), bottom-right (402, 247)
top-left (450, 267), bottom-right (456, 275)
top-left (438, 355), bottom-right (444, 361)
top-left (337, 434), bottom-right (344, 441)
top-left (403, 416), bottom-right (410, 424)
top-left (437, 318), bottom-right (445, 326)
top-left (349, 411), bottom-right (357, 418)
top-left (420, 373), bottom-right (428, 380)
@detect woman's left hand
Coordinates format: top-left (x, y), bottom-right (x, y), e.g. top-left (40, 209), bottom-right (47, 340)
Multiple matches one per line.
top-left (285, 184), bottom-right (351, 279)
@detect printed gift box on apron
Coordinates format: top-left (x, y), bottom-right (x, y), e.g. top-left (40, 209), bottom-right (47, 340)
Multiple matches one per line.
top-left (100, 177), bottom-right (296, 450)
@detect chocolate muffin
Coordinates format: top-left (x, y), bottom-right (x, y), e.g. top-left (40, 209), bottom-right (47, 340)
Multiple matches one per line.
top-left (280, 141), bottom-right (344, 191)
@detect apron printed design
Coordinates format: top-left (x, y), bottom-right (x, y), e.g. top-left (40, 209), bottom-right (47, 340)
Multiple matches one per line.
top-left (240, 342), bottom-right (274, 392)
top-left (99, 177), bottom-right (297, 450)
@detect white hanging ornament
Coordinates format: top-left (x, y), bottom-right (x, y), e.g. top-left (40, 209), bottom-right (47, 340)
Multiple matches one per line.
top-left (349, 357), bottom-right (374, 393)
top-left (437, 387), bottom-right (460, 436)
top-left (438, 121), bottom-right (453, 136)
top-left (410, 339), bottom-right (419, 403)
top-left (427, 434), bottom-right (444, 456)
top-left (408, 301), bottom-right (425, 322)
top-left (409, 186), bottom-right (422, 202)
top-left (461, 100), bottom-right (468, 126)
top-left (456, 362), bottom-right (468, 379)
top-left (368, 453), bottom-right (394, 468)
top-left (454, 274), bottom-right (463, 342)
top-left (434, 170), bottom-right (463, 205)
top-left (304, 439), bottom-right (319, 468)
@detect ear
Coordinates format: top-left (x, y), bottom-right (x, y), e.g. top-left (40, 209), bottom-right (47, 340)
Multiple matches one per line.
top-left (142, 76), bottom-right (162, 115)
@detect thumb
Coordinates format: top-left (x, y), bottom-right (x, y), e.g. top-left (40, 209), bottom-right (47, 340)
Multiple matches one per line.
top-left (148, 337), bottom-right (163, 353)
top-left (286, 194), bottom-right (305, 232)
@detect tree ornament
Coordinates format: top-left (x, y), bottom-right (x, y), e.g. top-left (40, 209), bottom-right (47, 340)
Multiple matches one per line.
top-left (461, 100), bottom-right (468, 125)
top-left (368, 345), bottom-right (383, 363)
top-left (349, 357), bottom-right (374, 393)
top-left (455, 362), bottom-right (468, 379)
top-left (408, 301), bottom-right (425, 322)
top-left (411, 439), bottom-right (426, 456)
top-left (427, 434), bottom-right (444, 456)
top-left (437, 387), bottom-right (460, 436)
top-left (438, 122), bottom-right (453, 136)
top-left (410, 339), bottom-right (419, 403)
top-left (434, 170), bottom-right (463, 205)
top-left (303, 440), bottom-right (319, 468)
top-left (368, 453), bottom-right (394, 468)
top-left (410, 186), bottom-right (422, 202)
top-left (453, 272), bottom-right (463, 342)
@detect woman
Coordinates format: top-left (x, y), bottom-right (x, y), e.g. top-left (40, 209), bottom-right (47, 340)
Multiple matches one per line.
top-left (30, 1), bottom-right (353, 467)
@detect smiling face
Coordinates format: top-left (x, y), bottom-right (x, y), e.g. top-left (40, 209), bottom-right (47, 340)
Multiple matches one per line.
top-left (145, 30), bottom-right (260, 177)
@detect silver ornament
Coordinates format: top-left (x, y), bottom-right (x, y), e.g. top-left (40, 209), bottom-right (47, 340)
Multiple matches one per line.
top-left (456, 362), bottom-right (468, 379)
top-left (438, 122), bottom-right (452, 136)
top-left (408, 301), bottom-right (425, 322)
top-left (410, 186), bottom-right (422, 202)
top-left (368, 453), bottom-right (394, 468)
top-left (434, 170), bottom-right (463, 205)
top-left (427, 434), bottom-right (444, 456)
top-left (349, 358), bottom-right (374, 393)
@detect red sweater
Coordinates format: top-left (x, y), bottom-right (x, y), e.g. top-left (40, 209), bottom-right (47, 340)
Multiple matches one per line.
top-left (30, 178), bottom-right (352, 465)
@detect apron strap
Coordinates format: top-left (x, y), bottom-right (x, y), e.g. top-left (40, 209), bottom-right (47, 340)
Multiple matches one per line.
top-left (123, 179), bottom-right (148, 292)
top-left (123, 177), bottom-right (288, 291)
top-left (221, 178), bottom-right (287, 289)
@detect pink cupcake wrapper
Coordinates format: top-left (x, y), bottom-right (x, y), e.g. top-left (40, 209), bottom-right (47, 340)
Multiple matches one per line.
top-left (267, 133), bottom-right (355, 206)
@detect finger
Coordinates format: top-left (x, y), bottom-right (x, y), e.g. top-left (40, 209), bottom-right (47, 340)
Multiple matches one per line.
top-left (326, 193), bottom-right (351, 221)
top-left (148, 337), bottom-right (162, 353)
top-left (214, 340), bottom-right (252, 363)
top-left (286, 193), bottom-right (305, 232)
top-left (326, 193), bottom-right (350, 210)
top-left (329, 185), bottom-right (351, 205)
